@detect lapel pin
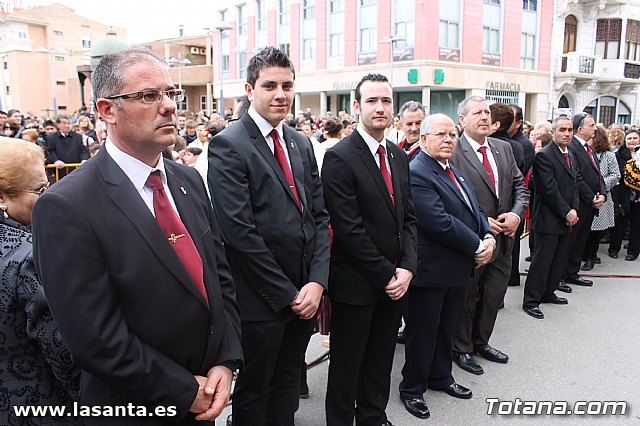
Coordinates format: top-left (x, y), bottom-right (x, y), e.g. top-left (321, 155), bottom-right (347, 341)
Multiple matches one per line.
top-left (180, 186), bottom-right (187, 195)
top-left (290, 142), bottom-right (295, 149)
top-left (460, 177), bottom-right (465, 182)
top-left (390, 152), bottom-right (395, 159)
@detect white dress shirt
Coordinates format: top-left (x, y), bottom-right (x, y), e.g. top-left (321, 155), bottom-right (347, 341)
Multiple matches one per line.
top-left (357, 124), bottom-right (391, 175)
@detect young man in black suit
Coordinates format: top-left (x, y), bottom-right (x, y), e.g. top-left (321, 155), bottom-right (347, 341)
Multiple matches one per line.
top-left (46, 115), bottom-right (89, 178)
top-left (208, 47), bottom-right (330, 426)
top-left (523, 116), bottom-right (581, 319)
top-left (32, 48), bottom-right (242, 424)
top-left (399, 113), bottom-right (494, 419)
top-left (322, 73), bottom-right (417, 426)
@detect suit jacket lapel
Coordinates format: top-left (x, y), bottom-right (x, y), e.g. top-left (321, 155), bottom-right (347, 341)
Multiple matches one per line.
top-left (487, 138), bottom-right (506, 197)
top-left (551, 143), bottom-right (575, 177)
top-left (353, 132), bottom-right (396, 215)
top-left (243, 115), bottom-right (302, 212)
top-left (283, 126), bottom-right (307, 211)
top-left (423, 153), bottom-right (473, 214)
top-left (387, 142), bottom-right (403, 217)
top-left (458, 135), bottom-right (497, 197)
top-left (97, 149), bottom-right (208, 308)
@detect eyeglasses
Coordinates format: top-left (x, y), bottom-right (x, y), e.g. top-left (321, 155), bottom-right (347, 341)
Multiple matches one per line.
top-left (425, 131), bottom-right (458, 140)
top-left (105, 89), bottom-right (185, 104)
top-left (16, 181), bottom-right (50, 196)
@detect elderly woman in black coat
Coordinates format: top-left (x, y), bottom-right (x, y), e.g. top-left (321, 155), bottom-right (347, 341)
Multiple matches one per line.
top-left (0, 138), bottom-right (80, 424)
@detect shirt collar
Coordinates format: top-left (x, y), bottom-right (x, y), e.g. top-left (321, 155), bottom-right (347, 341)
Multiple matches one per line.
top-left (465, 132), bottom-right (489, 152)
top-left (575, 135), bottom-right (588, 147)
top-left (248, 105), bottom-right (284, 141)
top-left (357, 124), bottom-right (387, 157)
top-left (554, 142), bottom-right (569, 155)
top-left (425, 151), bottom-right (450, 169)
top-left (104, 138), bottom-right (168, 192)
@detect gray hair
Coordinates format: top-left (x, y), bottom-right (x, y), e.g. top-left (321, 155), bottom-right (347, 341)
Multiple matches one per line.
top-left (421, 113), bottom-right (454, 135)
top-left (399, 101), bottom-right (424, 121)
top-left (552, 115), bottom-right (573, 130)
top-left (458, 95), bottom-right (488, 117)
top-left (92, 48), bottom-right (167, 102)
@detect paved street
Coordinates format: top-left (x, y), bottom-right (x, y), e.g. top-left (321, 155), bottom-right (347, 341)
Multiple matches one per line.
top-left (220, 238), bottom-right (640, 425)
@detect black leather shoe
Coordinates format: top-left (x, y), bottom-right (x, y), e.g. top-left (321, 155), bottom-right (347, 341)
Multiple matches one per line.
top-left (541, 295), bottom-right (568, 305)
top-left (226, 415), bottom-right (232, 426)
top-left (565, 276), bottom-right (593, 286)
top-left (581, 259), bottom-right (594, 271)
top-left (625, 254), bottom-right (638, 261)
top-left (608, 250), bottom-right (619, 259)
top-left (523, 305), bottom-right (544, 319)
top-left (525, 256), bottom-right (532, 262)
top-left (454, 353), bottom-right (483, 375)
top-left (475, 344), bottom-right (509, 363)
top-left (595, 256), bottom-right (601, 264)
top-left (400, 396), bottom-right (430, 419)
top-left (557, 281), bottom-right (572, 293)
top-left (381, 421), bottom-right (394, 426)
top-left (433, 382), bottom-right (472, 399)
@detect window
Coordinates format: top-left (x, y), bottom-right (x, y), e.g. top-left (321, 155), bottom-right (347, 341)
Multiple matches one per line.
top-left (279, 43), bottom-right (290, 57)
top-left (200, 95), bottom-right (215, 111)
top-left (256, 0), bottom-right (267, 31)
top-left (58, 105), bottom-right (67, 111)
top-left (563, 15), bottom-right (577, 53)
top-left (595, 19), bottom-right (622, 59)
top-left (237, 4), bottom-right (247, 36)
top-left (484, 0), bottom-right (500, 4)
top-left (3, 61), bottom-right (7, 70)
top-left (486, 90), bottom-right (519, 105)
top-left (279, 0), bottom-right (289, 25)
top-left (303, 0), bottom-right (315, 20)
top-left (626, 19), bottom-right (640, 62)
top-left (18, 31), bottom-right (27, 39)
top-left (53, 30), bottom-right (63, 36)
top-left (176, 96), bottom-right (187, 113)
top-left (521, 33), bottom-right (536, 69)
top-left (394, 0), bottom-right (415, 51)
top-left (439, 0), bottom-right (460, 49)
top-left (483, 2), bottom-right (501, 54)
top-left (328, 0), bottom-right (344, 57)
top-left (221, 54), bottom-right (230, 75)
top-left (523, 0), bottom-right (536, 11)
top-left (55, 56), bottom-right (65, 61)
top-left (359, 0), bottom-right (377, 54)
top-left (303, 39), bottom-right (315, 59)
top-left (82, 37), bottom-right (91, 48)
top-left (5, 86), bottom-right (9, 96)
top-left (56, 81), bottom-right (66, 86)
top-left (238, 51), bottom-right (247, 79)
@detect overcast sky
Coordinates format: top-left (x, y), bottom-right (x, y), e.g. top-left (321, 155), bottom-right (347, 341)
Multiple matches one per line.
top-left (29, 0), bottom-right (220, 43)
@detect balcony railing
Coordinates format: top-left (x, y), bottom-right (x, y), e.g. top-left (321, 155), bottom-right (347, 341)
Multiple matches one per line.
top-left (624, 62), bottom-right (640, 79)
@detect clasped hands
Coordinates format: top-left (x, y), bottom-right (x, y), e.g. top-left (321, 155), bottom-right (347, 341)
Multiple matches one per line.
top-left (385, 268), bottom-right (414, 300)
top-left (190, 365), bottom-right (233, 421)
top-left (488, 213), bottom-right (520, 237)
top-left (289, 281), bottom-right (324, 320)
top-left (475, 238), bottom-right (496, 268)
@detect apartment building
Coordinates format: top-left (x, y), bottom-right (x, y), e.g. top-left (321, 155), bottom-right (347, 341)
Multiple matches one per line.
top-left (553, 0), bottom-right (640, 126)
top-left (0, 2), bottom-right (126, 117)
top-left (212, 0), bottom-right (553, 123)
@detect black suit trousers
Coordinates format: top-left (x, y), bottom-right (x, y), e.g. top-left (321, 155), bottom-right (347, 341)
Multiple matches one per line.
top-left (232, 317), bottom-right (314, 426)
top-left (564, 204), bottom-right (596, 278)
top-left (523, 232), bottom-right (572, 307)
top-left (326, 298), bottom-right (402, 426)
top-left (399, 285), bottom-right (466, 399)
top-left (509, 222), bottom-right (525, 285)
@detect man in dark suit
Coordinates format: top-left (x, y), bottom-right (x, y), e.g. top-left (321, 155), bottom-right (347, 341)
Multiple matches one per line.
top-left (451, 96), bottom-right (529, 376)
top-left (31, 48), bottom-right (242, 424)
top-left (46, 115), bottom-right (89, 178)
top-left (523, 116), bottom-right (580, 318)
top-left (397, 100), bottom-right (424, 163)
top-left (399, 114), bottom-right (494, 419)
top-left (208, 47), bottom-right (330, 426)
top-left (322, 73), bottom-right (417, 426)
top-left (561, 113), bottom-right (606, 288)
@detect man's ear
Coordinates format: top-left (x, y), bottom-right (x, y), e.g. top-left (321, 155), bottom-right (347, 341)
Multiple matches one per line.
top-left (245, 83), bottom-right (253, 102)
top-left (96, 99), bottom-right (117, 125)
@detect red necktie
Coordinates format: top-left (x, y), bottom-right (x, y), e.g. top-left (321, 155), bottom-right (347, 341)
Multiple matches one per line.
top-left (271, 129), bottom-right (301, 210)
top-left (377, 145), bottom-right (395, 205)
top-left (147, 171), bottom-right (208, 306)
top-left (585, 144), bottom-right (603, 185)
top-left (477, 145), bottom-right (496, 190)
top-left (564, 153), bottom-right (571, 168)
top-left (445, 166), bottom-right (462, 192)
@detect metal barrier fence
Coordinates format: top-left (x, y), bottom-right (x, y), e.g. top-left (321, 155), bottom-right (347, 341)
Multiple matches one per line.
top-left (45, 163), bottom-right (81, 182)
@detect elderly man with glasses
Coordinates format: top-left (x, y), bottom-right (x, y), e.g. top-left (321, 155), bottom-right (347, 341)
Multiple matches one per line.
top-left (32, 48), bottom-right (242, 425)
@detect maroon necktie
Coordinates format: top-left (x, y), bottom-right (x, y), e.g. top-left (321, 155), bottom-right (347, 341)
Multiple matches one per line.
top-left (271, 129), bottom-right (301, 210)
top-left (477, 146), bottom-right (496, 190)
top-left (564, 152), bottom-right (571, 168)
top-left (585, 144), bottom-right (603, 185)
top-left (147, 171), bottom-right (208, 306)
top-left (445, 166), bottom-right (462, 192)
top-left (377, 145), bottom-right (394, 205)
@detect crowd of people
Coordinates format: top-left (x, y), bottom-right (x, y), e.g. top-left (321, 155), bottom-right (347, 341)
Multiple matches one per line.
top-left (1, 45), bottom-right (639, 426)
